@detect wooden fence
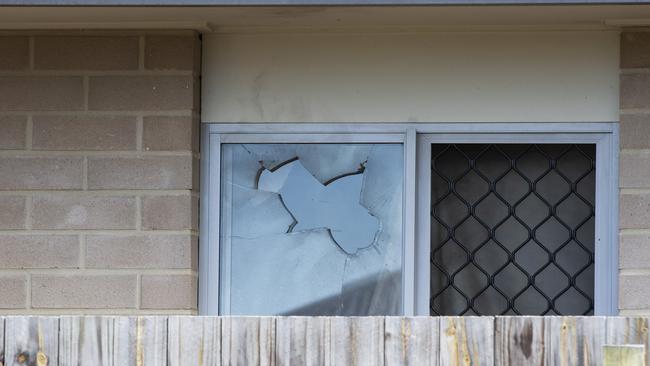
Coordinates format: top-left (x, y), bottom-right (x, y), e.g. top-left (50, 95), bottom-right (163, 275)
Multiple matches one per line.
top-left (0, 316), bottom-right (647, 366)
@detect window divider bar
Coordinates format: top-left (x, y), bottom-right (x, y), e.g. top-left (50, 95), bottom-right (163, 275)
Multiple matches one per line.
top-left (403, 127), bottom-right (417, 316)
top-left (415, 134), bottom-right (433, 316)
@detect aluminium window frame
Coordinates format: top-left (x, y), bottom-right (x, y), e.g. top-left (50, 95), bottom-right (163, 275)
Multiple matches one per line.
top-left (200, 122), bottom-right (619, 316)
top-left (200, 123), bottom-right (417, 315)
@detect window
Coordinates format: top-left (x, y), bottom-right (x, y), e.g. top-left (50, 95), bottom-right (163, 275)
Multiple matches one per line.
top-left (220, 142), bottom-right (404, 315)
top-left (200, 124), bottom-right (619, 316)
top-left (428, 143), bottom-right (595, 315)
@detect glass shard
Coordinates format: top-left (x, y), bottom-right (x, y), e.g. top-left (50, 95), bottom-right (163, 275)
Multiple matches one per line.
top-left (258, 159), bottom-right (379, 253)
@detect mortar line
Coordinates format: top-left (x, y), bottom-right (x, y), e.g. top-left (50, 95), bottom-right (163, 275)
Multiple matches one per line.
top-left (620, 108), bottom-right (650, 114)
top-left (136, 196), bottom-right (142, 230)
top-left (0, 29), bottom-right (195, 36)
top-left (0, 269), bottom-right (197, 275)
top-left (620, 188), bottom-right (650, 194)
top-left (82, 156), bottom-right (88, 190)
top-left (0, 70), bottom-right (193, 76)
top-left (621, 68), bottom-right (650, 74)
top-left (0, 189), bottom-right (192, 195)
top-left (79, 234), bottom-right (86, 269)
top-left (137, 115), bottom-right (144, 151)
top-left (0, 229), bottom-right (196, 235)
top-left (0, 150), bottom-right (193, 157)
top-left (25, 194), bottom-right (33, 230)
top-left (83, 75), bottom-right (89, 111)
top-left (0, 309), bottom-right (196, 315)
top-left (620, 228), bottom-right (650, 234)
top-left (0, 110), bottom-right (193, 116)
top-left (620, 110), bottom-right (650, 115)
top-left (25, 115), bottom-right (33, 150)
top-left (620, 150), bottom-right (650, 155)
top-left (28, 36), bottom-right (34, 70)
top-left (136, 273), bottom-right (142, 309)
top-left (26, 274), bottom-right (32, 309)
top-left (620, 268), bottom-right (650, 275)
top-left (139, 35), bottom-right (145, 70)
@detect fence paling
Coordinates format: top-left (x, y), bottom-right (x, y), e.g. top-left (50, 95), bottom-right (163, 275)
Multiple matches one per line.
top-left (0, 316), bottom-right (647, 366)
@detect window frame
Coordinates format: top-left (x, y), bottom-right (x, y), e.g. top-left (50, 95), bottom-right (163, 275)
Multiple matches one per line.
top-left (200, 122), bottom-right (619, 316)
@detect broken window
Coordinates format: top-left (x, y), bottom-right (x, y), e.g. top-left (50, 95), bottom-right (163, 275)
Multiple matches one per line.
top-left (219, 143), bottom-right (404, 315)
top-left (204, 125), bottom-right (617, 316)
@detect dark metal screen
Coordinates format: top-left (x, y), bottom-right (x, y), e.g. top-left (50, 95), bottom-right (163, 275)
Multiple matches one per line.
top-left (430, 144), bottom-right (595, 316)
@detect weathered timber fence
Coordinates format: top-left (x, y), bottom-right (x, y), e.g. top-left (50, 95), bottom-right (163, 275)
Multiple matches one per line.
top-left (0, 316), bottom-right (647, 366)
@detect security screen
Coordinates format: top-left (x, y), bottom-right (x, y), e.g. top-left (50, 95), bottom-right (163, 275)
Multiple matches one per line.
top-left (430, 144), bottom-right (595, 315)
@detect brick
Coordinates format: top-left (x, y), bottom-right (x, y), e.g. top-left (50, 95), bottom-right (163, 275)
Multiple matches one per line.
top-left (88, 76), bottom-right (195, 111)
top-left (0, 196), bottom-right (26, 229)
top-left (31, 274), bottom-right (137, 309)
top-left (0, 76), bottom-right (84, 111)
top-left (0, 37), bottom-right (29, 70)
top-left (88, 156), bottom-right (193, 190)
top-left (35, 36), bottom-right (139, 70)
top-left (0, 156), bottom-right (83, 190)
top-left (193, 76), bottom-right (201, 111)
top-left (86, 234), bottom-right (196, 269)
top-left (0, 275), bottom-right (26, 309)
top-left (620, 274), bottom-right (650, 309)
top-left (141, 275), bottom-right (197, 309)
top-left (620, 234), bottom-right (650, 269)
top-left (620, 194), bottom-right (650, 229)
top-left (145, 35), bottom-right (200, 71)
top-left (621, 114), bottom-right (650, 149)
top-left (32, 115), bottom-right (137, 150)
top-left (621, 73), bottom-right (650, 110)
top-left (0, 115), bottom-right (26, 149)
top-left (620, 153), bottom-right (650, 188)
top-left (142, 195), bottom-right (197, 230)
top-left (32, 195), bottom-right (136, 229)
top-left (621, 32), bottom-right (650, 69)
top-left (192, 156), bottom-right (200, 191)
top-left (0, 235), bottom-right (78, 268)
top-left (143, 116), bottom-right (196, 151)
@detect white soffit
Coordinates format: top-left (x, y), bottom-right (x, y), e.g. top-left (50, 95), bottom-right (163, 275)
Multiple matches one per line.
top-left (0, 5), bottom-right (650, 31)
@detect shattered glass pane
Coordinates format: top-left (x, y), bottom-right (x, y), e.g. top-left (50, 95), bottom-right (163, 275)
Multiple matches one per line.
top-left (258, 160), bottom-right (379, 253)
top-left (220, 143), bottom-right (403, 315)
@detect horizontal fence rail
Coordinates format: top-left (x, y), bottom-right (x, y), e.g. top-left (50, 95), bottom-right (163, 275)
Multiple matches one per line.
top-left (0, 316), bottom-right (647, 366)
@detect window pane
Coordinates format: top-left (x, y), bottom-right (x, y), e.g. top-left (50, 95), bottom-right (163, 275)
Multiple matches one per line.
top-left (220, 143), bottom-right (403, 315)
top-left (430, 144), bottom-right (595, 315)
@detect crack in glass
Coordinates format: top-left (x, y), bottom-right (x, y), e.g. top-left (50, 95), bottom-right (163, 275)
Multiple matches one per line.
top-left (220, 143), bottom-right (403, 316)
top-left (258, 159), bottom-right (380, 254)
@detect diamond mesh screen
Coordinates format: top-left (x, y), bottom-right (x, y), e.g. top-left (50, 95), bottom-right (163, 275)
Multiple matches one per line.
top-left (430, 144), bottom-right (595, 315)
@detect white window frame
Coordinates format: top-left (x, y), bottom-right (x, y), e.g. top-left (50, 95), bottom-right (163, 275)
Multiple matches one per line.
top-left (200, 122), bottom-right (619, 316)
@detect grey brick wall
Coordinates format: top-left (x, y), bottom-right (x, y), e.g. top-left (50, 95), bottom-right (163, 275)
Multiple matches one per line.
top-left (620, 30), bottom-right (650, 315)
top-left (0, 32), bottom-right (201, 314)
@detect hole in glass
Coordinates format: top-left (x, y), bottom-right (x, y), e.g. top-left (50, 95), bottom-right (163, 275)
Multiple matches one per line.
top-left (220, 143), bottom-right (403, 316)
